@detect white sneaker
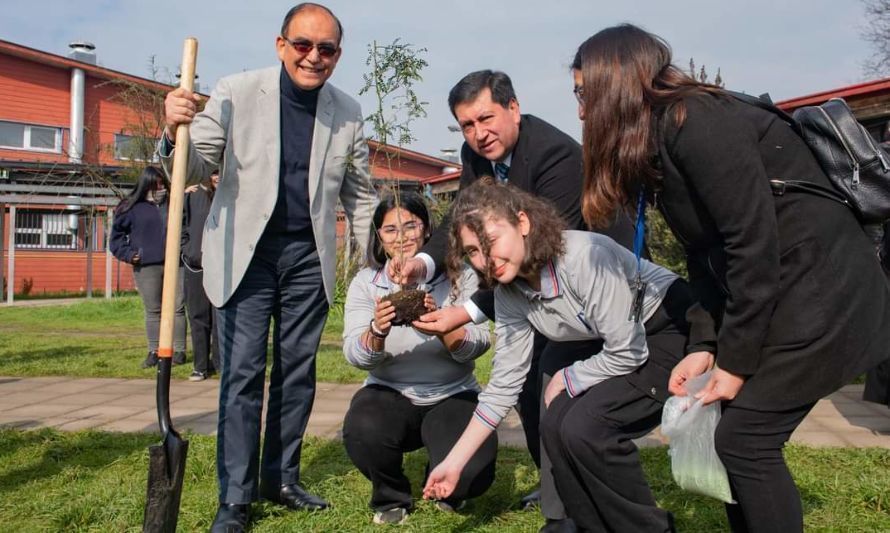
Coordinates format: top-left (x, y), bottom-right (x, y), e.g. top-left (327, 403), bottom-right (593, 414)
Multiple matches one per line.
top-left (373, 506), bottom-right (408, 525)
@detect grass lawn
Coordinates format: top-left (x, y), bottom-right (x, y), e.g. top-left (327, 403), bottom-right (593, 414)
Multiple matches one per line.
top-left (0, 429), bottom-right (888, 532)
top-left (0, 298), bottom-right (493, 384)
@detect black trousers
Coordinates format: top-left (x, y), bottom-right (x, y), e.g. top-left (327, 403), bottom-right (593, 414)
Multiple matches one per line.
top-left (716, 403), bottom-right (814, 533)
top-left (516, 331), bottom-right (548, 469)
top-left (342, 385), bottom-right (498, 512)
top-left (183, 267), bottom-right (219, 374)
top-left (541, 305), bottom-right (688, 532)
top-left (215, 234), bottom-right (328, 504)
top-left (538, 339), bottom-right (602, 520)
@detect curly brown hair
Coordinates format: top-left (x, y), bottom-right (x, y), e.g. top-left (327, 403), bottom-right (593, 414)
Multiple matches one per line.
top-left (446, 178), bottom-right (567, 290)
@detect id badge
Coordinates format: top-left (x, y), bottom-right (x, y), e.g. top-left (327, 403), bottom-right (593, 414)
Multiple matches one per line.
top-left (628, 277), bottom-right (647, 323)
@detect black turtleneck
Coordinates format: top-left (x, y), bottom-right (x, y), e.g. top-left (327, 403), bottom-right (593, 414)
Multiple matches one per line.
top-left (265, 63), bottom-right (321, 236)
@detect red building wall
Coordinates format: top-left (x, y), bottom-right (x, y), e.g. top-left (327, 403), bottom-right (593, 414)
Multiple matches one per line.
top-left (0, 52), bottom-right (164, 167)
top-left (0, 53), bottom-right (71, 164)
top-left (1, 210), bottom-right (136, 297)
top-left (6, 250), bottom-right (135, 296)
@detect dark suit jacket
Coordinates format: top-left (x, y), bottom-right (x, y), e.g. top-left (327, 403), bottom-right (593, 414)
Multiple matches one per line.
top-left (423, 114), bottom-right (637, 319)
top-left (181, 186), bottom-right (214, 270)
top-left (658, 93), bottom-right (890, 410)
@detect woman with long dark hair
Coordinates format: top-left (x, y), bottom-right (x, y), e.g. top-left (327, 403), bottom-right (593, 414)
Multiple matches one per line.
top-left (572, 24), bottom-right (890, 532)
top-left (341, 191), bottom-right (496, 525)
top-left (110, 166), bottom-right (187, 368)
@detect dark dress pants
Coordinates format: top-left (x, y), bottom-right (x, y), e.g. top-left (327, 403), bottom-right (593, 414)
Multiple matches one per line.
top-left (215, 234), bottom-right (328, 504)
top-left (183, 267), bottom-right (219, 374)
top-left (716, 403), bottom-right (814, 533)
top-left (541, 318), bottom-right (688, 532)
top-left (516, 331), bottom-right (548, 469)
top-left (538, 339), bottom-right (603, 520)
top-left (342, 385), bottom-right (498, 512)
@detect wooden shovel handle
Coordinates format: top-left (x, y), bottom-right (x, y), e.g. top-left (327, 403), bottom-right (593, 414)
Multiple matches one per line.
top-left (158, 38), bottom-right (198, 359)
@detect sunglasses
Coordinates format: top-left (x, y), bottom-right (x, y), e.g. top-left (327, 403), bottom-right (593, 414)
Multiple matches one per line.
top-left (282, 37), bottom-right (339, 59)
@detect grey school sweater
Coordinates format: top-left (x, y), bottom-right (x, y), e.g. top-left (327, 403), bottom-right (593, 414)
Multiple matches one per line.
top-left (343, 263), bottom-right (491, 406)
top-left (474, 231), bottom-right (678, 429)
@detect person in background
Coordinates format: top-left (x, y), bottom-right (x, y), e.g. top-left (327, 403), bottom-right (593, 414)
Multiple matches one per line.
top-left (181, 171), bottom-right (220, 381)
top-left (341, 192), bottom-right (495, 525)
top-left (110, 166), bottom-right (187, 369)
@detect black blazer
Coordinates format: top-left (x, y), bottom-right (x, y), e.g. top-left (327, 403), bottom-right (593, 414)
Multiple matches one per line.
top-left (181, 186), bottom-right (214, 270)
top-left (424, 114), bottom-right (637, 318)
top-left (657, 93), bottom-right (890, 410)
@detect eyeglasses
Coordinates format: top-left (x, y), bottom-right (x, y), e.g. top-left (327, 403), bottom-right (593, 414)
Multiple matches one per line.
top-left (378, 221), bottom-right (424, 243)
top-left (573, 85), bottom-right (585, 104)
top-left (281, 37), bottom-right (339, 59)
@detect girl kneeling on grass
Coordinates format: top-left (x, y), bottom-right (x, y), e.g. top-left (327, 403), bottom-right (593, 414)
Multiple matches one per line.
top-left (342, 192), bottom-right (497, 525)
top-left (423, 180), bottom-right (707, 532)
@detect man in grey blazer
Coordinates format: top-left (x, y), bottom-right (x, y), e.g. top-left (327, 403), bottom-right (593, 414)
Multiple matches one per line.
top-left (160, 4), bottom-right (377, 531)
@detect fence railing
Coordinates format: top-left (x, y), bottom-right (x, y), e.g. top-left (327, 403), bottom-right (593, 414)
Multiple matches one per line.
top-left (2, 203), bottom-right (122, 304)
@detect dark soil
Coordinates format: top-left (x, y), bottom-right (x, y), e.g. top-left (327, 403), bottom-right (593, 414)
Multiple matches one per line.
top-left (381, 289), bottom-right (427, 326)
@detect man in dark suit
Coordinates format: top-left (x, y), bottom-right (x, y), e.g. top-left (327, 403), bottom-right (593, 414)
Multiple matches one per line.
top-left (393, 70), bottom-right (635, 533)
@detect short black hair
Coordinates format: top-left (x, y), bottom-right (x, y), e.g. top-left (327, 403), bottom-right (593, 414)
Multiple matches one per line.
top-left (280, 3), bottom-right (343, 44)
top-left (448, 70), bottom-right (517, 117)
top-left (367, 191), bottom-right (432, 269)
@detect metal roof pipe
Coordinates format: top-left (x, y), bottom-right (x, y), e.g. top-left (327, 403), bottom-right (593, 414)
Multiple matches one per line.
top-left (69, 66), bottom-right (85, 163)
top-left (67, 41), bottom-right (95, 164)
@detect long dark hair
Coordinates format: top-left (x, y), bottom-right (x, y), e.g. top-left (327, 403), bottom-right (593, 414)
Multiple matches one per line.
top-left (367, 191), bottom-right (432, 269)
top-left (117, 166), bottom-right (168, 214)
top-left (572, 24), bottom-right (723, 229)
top-left (445, 178), bottom-right (566, 289)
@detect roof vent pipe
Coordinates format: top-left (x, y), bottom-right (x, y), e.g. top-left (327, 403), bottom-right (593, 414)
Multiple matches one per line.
top-left (67, 42), bottom-right (94, 164)
top-left (67, 41), bottom-right (96, 65)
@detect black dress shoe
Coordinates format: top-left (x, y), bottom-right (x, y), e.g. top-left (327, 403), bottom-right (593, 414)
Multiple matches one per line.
top-left (261, 483), bottom-right (329, 511)
top-left (519, 487), bottom-right (541, 510)
top-left (210, 503), bottom-right (250, 533)
top-left (539, 517), bottom-right (578, 533)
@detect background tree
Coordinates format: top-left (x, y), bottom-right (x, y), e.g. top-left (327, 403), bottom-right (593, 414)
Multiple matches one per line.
top-left (332, 39), bottom-right (429, 314)
top-left (862, 0), bottom-right (890, 75)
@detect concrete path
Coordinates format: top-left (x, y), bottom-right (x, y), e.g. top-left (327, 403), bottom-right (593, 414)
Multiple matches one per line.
top-left (0, 376), bottom-right (888, 448)
top-left (4, 297), bottom-right (90, 307)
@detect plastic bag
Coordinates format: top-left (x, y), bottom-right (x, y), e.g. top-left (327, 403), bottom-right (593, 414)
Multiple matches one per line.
top-left (661, 371), bottom-right (735, 503)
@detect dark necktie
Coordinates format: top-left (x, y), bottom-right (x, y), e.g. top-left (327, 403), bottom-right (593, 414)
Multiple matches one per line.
top-left (494, 162), bottom-right (509, 183)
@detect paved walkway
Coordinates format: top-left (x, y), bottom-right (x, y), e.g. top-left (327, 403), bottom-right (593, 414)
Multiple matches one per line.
top-left (0, 376), bottom-right (888, 448)
top-left (4, 297), bottom-right (92, 307)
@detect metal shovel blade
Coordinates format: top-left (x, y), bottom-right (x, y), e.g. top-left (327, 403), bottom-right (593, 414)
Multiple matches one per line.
top-left (142, 359), bottom-right (189, 533)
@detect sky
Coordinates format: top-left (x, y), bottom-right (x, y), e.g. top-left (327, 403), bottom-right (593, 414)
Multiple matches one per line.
top-left (2, 0), bottom-right (880, 159)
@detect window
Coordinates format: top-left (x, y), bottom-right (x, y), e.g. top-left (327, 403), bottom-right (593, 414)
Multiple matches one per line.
top-left (14, 210), bottom-right (77, 250)
top-left (0, 120), bottom-right (63, 153)
top-left (114, 133), bottom-right (159, 162)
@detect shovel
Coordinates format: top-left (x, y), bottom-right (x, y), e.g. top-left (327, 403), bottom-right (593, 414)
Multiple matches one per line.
top-left (142, 37), bottom-right (198, 533)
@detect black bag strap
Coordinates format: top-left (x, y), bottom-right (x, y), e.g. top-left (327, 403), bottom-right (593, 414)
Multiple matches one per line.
top-left (723, 90), bottom-right (800, 133)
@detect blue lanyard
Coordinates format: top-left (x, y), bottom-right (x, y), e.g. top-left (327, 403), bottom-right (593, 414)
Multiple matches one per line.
top-left (633, 188), bottom-right (646, 274)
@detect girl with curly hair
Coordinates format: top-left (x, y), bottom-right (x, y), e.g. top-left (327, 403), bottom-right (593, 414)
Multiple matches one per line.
top-left (423, 179), bottom-right (699, 531)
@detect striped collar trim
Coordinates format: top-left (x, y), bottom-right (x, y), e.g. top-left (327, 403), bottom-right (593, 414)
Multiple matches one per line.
top-left (538, 259), bottom-right (561, 298)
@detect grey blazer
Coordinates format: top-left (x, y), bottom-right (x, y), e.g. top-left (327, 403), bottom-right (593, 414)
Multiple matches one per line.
top-left (160, 66), bottom-right (377, 307)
